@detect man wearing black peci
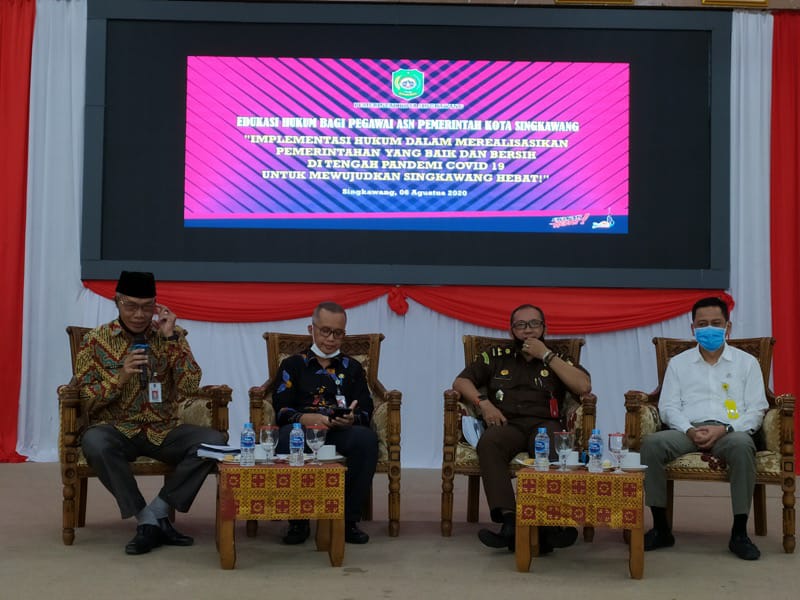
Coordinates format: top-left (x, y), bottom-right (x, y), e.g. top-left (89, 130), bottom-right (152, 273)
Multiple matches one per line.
top-left (77, 271), bottom-right (226, 555)
top-left (453, 303), bottom-right (592, 552)
top-left (272, 301), bottom-right (378, 545)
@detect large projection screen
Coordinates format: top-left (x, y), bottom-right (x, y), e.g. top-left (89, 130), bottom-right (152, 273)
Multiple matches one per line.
top-left (82, 2), bottom-right (731, 288)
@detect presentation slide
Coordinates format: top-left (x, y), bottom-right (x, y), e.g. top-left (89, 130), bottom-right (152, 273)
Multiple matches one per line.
top-left (184, 56), bottom-right (629, 234)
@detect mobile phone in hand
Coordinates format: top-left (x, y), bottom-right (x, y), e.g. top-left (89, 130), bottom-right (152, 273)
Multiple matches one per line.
top-left (331, 407), bottom-right (352, 418)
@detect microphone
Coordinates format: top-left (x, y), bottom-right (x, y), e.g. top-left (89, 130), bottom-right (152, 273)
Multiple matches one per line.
top-left (132, 333), bottom-right (149, 386)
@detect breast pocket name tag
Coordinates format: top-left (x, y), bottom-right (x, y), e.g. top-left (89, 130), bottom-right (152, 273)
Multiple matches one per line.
top-left (148, 382), bottom-right (162, 404)
top-left (724, 399), bottom-right (740, 420)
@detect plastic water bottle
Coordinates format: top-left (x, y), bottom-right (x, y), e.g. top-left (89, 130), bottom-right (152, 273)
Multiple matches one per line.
top-left (240, 422), bottom-right (256, 467)
top-left (533, 427), bottom-right (550, 471)
top-left (289, 422), bottom-right (305, 466)
top-left (588, 428), bottom-right (603, 473)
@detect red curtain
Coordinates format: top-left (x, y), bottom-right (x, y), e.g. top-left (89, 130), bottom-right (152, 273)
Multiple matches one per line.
top-left (85, 280), bottom-right (729, 334)
top-left (0, 0), bottom-right (34, 462)
top-left (770, 12), bottom-right (800, 468)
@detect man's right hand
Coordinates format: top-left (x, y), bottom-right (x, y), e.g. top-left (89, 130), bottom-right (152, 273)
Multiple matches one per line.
top-left (118, 348), bottom-right (148, 386)
top-left (479, 401), bottom-right (507, 427)
top-left (299, 413), bottom-right (331, 428)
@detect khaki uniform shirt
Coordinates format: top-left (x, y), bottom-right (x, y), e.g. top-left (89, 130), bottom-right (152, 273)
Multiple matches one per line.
top-left (458, 345), bottom-right (588, 420)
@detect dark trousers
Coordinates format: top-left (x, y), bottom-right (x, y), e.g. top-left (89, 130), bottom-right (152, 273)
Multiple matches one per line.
top-left (81, 424), bottom-right (226, 519)
top-left (276, 424), bottom-right (378, 522)
top-left (476, 416), bottom-right (561, 522)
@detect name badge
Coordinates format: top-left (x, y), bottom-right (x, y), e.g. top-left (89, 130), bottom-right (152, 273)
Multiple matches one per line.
top-left (335, 394), bottom-right (347, 408)
top-left (148, 382), bottom-right (162, 404)
top-left (549, 396), bottom-right (559, 418)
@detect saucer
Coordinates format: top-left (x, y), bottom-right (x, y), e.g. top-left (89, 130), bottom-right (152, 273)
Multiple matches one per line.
top-left (274, 453), bottom-right (314, 463)
top-left (621, 465), bottom-right (648, 472)
top-left (222, 456), bottom-right (267, 464)
top-left (566, 463), bottom-right (584, 470)
top-left (316, 454), bottom-right (345, 463)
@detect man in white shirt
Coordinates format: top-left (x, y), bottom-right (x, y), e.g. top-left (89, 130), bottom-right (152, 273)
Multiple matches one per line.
top-left (641, 297), bottom-right (768, 560)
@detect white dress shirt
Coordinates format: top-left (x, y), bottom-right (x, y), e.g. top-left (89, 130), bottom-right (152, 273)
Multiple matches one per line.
top-left (659, 343), bottom-right (768, 434)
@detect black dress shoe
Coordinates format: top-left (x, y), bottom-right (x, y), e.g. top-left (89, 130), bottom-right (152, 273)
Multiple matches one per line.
top-left (125, 524), bottom-right (163, 555)
top-left (345, 521), bottom-right (370, 544)
top-left (283, 520), bottom-right (311, 545)
top-left (478, 521), bottom-right (515, 551)
top-left (157, 517), bottom-right (194, 546)
top-left (729, 533), bottom-right (760, 560)
top-left (541, 526), bottom-right (578, 549)
top-left (644, 528), bottom-right (675, 551)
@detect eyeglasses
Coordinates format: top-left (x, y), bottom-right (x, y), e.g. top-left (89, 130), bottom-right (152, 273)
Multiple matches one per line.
top-left (314, 324), bottom-right (346, 339)
top-left (117, 297), bottom-right (156, 314)
top-left (511, 319), bottom-right (544, 331)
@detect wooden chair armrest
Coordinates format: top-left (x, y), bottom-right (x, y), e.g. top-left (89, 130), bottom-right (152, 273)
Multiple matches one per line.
top-left (577, 392), bottom-right (597, 449)
top-left (443, 389), bottom-right (463, 450)
top-left (197, 384), bottom-right (232, 440)
top-left (624, 389), bottom-right (665, 450)
top-left (249, 373), bottom-right (282, 428)
top-left (382, 389), bottom-right (402, 464)
top-left (58, 383), bottom-right (83, 450)
top-left (776, 393), bottom-right (796, 417)
top-left (384, 388), bottom-right (402, 414)
top-left (775, 393), bottom-right (796, 459)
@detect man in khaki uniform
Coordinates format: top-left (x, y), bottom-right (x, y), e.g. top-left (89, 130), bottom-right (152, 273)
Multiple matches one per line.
top-left (454, 304), bottom-right (591, 552)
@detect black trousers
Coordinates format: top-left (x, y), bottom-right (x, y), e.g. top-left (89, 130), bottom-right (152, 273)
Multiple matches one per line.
top-left (81, 424), bottom-right (226, 519)
top-left (276, 424), bottom-right (378, 522)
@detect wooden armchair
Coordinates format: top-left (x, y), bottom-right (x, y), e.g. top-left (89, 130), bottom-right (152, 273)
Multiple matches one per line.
top-left (58, 325), bottom-right (232, 545)
top-left (624, 337), bottom-right (796, 553)
top-left (248, 332), bottom-right (402, 536)
top-left (441, 335), bottom-right (597, 536)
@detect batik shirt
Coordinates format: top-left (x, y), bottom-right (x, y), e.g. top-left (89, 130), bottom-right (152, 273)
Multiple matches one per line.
top-left (75, 319), bottom-right (201, 444)
top-left (272, 348), bottom-right (373, 427)
top-left (458, 345), bottom-right (589, 420)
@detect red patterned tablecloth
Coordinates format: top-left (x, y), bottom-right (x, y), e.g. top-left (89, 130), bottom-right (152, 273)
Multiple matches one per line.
top-left (219, 463), bottom-right (345, 521)
top-left (516, 468), bottom-right (644, 529)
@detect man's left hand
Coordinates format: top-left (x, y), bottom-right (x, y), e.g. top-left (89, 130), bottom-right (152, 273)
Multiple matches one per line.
top-left (155, 303), bottom-right (177, 338)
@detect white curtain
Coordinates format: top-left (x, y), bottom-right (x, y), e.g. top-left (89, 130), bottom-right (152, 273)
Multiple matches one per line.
top-left (19, 6), bottom-right (774, 469)
top-left (730, 11), bottom-right (773, 336)
top-left (19, 0), bottom-right (87, 461)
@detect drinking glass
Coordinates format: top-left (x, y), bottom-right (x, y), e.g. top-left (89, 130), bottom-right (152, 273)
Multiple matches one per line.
top-left (553, 431), bottom-right (574, 471)
top-left (306, 426), bottom-right (327, 464)
top-left (608, 432), bottom-right (628, 473)
top-left (259, 426), bottom-right (277, 463)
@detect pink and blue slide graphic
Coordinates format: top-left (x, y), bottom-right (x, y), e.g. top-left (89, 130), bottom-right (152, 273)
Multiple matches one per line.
top-left (185, 56), bottom-right (629, 233)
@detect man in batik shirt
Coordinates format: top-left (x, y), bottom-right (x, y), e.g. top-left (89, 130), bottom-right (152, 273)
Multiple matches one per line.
top-left (77, 271), bottom-right (225, 555)
top-left (272, 301), bottom-right (377, 545)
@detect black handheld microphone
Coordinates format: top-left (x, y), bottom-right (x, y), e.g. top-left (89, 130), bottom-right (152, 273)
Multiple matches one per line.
top-left (131, 334), bottom-right (149, 386)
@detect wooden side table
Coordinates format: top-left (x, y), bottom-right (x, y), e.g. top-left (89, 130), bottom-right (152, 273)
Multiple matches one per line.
top-left (216, 462), bottom-right (346, 569)
top-left (515, 468), bottom-right (645, 579)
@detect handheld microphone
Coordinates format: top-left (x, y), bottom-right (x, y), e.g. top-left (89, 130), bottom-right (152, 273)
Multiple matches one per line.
top-left (132, 334), bottom-right (149, 386)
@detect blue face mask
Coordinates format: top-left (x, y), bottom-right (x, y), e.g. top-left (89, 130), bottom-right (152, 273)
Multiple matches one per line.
top-left (694, 326), bottom-right (726, 352)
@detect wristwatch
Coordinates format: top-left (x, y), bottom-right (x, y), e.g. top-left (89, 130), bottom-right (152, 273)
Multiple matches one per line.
top-left (725, 424), bottom-right (734, 434)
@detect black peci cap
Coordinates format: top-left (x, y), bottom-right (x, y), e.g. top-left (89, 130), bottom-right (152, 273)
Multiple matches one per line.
top-left (115, 271), bottom-right (156, 298)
